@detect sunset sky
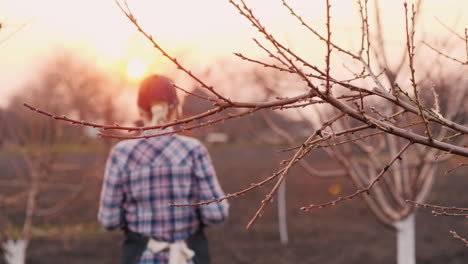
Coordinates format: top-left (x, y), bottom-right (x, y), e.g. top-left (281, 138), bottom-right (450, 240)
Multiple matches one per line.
top-left (0, 0), bottom-right (467, 107)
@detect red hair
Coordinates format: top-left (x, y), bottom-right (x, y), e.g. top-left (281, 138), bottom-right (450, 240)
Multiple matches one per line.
top-left (137, 75), bottom-right (179, 116)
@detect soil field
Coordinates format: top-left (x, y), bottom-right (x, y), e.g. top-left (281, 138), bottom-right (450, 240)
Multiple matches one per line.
top-left (1, 144), bottom-right (467, 264)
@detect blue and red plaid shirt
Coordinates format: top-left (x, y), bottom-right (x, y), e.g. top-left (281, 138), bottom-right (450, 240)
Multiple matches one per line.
top-left (98, 132), bottom-right (229, 263)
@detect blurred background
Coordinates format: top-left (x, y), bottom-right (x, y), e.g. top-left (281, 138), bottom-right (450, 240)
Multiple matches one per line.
top-left (1, 0), bottom-right (467, 263)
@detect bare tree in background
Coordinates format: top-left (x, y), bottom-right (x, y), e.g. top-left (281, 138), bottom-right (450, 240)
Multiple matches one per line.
top-left (1, 52), bottom-right (121, 264)
top-left (292, 2), bottom-right (466, 262)
top-left (25, 0), bottom-right (468, 263)
top-left (255, 58), bottom-right (466, 263)
top-left (1, 101), bottom-right (68, 264)
top-left (312, 80), bottom-right (465, 264)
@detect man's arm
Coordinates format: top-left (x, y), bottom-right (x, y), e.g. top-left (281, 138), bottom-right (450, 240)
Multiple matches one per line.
top-left (98, 147), bottom-right (126, 231)
top-left (193, 144), bottom-right (229, 225)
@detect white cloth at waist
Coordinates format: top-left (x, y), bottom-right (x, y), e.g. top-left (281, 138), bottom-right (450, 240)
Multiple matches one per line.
top-left (147, 238), bottom-right (195, 264)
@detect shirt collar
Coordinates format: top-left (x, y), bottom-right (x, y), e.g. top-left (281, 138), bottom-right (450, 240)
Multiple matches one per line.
top-left (142, 126), bottom-right (175, 137)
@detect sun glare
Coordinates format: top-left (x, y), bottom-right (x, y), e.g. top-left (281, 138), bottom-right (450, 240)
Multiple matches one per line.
top-left (126, 59), bottom-right (147, 79)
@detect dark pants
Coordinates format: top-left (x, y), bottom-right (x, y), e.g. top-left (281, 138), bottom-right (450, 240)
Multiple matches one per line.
top-left (121, 231), bottom-right (149, 264)
top-left (121, 227), bottom-right (210, 264)
top-left (186, 226), bottom-right (210, 264)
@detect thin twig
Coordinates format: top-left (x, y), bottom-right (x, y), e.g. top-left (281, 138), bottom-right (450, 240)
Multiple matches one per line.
top-left (171, 167), bottom-right (288, 207)
top-left (406, 200), bottom-right (468, 212)
top-left (422, 41), bottom-right (467, 65)
top-left (325, 0), bottom-right (332, 95)
top-left (231, 0), bottom-right (327, 79)
top-left (281, 0), bottom-right (359, 60)
top-left (431, 211), bottom-right (468, 217)
top-left (245, 113), bottom-right (345, 229)
top-left (445, 163), bottom-right (467, 175)
top-left (404, 3), bottom-right (432, 142)
top-left (99, 108), bottom-right (260, 139)
top-left (24, 91), bottom-right (310, 133)
top-left (115, 0), bottom-right (231, 103)
top-left (465, 28), bottom-right (468, 64)
top-left (450, 231), bottom-right (468, 247)
top-left (318, 121), bottom-right (423, 149)
top-left (301, 141), bottom-right (412, 210)
top-left (434, 17), bottom-right (465, 40)
top-left (173, 84), bottom-right (217, 103)
top-left (252, 38), bottom-right (289, 68)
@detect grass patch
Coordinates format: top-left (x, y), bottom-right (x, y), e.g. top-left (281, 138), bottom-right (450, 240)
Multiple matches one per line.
top-left (0, 143), bottom-right (108, 156)
top-left (2, 222), bottom-right (107, 240)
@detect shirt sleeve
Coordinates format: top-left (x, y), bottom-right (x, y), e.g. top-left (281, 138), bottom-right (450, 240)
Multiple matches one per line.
top-left (98, 146), bottom-right (126, 231)
top-left (193, 144), bottom-right (229, 226)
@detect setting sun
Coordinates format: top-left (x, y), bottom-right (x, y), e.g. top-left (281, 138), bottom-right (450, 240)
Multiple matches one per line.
top-left (126, 58), bottom-right (147, 79)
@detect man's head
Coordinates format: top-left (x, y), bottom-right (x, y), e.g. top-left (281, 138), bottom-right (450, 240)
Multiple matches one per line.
top-left (137, 75), bottom-right (179, 125)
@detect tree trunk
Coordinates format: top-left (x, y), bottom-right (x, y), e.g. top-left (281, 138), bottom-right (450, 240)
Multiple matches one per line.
top-left (3, 239), bottom-right (28, 264)
top-left (394, 213), bottom-right (416, 264)
top-left (277, 180), bottom-right (288, 245)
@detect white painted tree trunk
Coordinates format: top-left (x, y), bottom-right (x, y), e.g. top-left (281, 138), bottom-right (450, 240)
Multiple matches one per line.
top-left (394, 214), bottom-right (415, 264)
top-left (277, 180), bottom-right (288, 245)
top-left (3, 239), bottom-right (28, 264)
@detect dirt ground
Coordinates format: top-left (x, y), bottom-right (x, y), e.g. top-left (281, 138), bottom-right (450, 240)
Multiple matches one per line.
top-left (1, 144), bottom-right (467, 264)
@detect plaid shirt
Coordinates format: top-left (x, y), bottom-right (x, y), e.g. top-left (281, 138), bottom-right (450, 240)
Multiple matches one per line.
top-left (98, 132), bottom-right (229, 264)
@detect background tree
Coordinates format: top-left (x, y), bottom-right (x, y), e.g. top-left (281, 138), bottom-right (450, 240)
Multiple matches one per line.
top-left (0, 51), bottom-right (123, 264)
top-left (252, 56), bottom-right (466, 263)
